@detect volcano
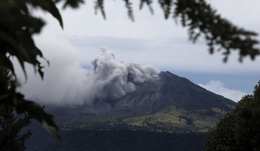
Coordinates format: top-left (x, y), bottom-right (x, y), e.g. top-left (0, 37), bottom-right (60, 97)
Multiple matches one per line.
top-left (50, 71), bottom-right (234, 114)
top-left (44, 71), bottom-right (235, 131)
top-left (114, 71), bottom-right (234, 112)
top-left (25, 71), bottom-right (236, 151)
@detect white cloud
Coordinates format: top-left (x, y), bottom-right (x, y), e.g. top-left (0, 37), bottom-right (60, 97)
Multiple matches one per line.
top-left (198, 80), bottom-right (247, 102)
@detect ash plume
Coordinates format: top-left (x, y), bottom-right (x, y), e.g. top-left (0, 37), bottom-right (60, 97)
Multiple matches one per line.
top-left (18, 45), bottom-right (160, 106)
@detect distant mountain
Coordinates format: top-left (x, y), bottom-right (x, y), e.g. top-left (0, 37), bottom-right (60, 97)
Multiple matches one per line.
top-left (25, 71), bottom-right (236, 151)
top-left (114, 71), bottom-right (234, 112)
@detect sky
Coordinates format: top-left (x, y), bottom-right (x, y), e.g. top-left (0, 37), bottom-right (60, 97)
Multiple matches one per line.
top-left (16, 0), bottom-right (260, 103)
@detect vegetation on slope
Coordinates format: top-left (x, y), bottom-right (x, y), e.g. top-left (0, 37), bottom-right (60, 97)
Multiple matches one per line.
top-left (56, 105), bottom-right (229, 133)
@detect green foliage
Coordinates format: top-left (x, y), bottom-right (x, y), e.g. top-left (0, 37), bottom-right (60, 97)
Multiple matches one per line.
top-left (205, 112), bottom-right (236, 151)
top-left (0, 105), bottom-right (32, 151)
top-left (58, 105), bottom-right (228, 133)
top-left (0, 67), bottom-right (31, 151)
top-left (205, 81), bottom-right (260, 151)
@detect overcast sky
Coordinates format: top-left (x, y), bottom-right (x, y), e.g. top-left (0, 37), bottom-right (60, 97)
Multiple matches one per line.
top-left (18, 0), bottom-right (260, 103)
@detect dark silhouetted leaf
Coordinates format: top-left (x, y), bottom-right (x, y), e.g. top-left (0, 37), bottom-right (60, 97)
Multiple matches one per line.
top-left (16, 98), bottom-right (60, 139)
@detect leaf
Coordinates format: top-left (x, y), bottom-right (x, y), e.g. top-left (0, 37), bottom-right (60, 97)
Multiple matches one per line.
top-left (124, 0), bottom-right (134, 21)
top-left (0, 55), bottom-right (16, 77)
top-left (63, 0), bottom-right (85, 9)
top-left (17, 31), bottom-right (43, 61)
top-left (37, 63), bottom-right (45, 79)
top-left (0, 30), bottom-right (28, 79)
top-left (27, 0), bottom-right (63, 28)
top-left (95, 0), bottom-right (106, 19)
top-left (15, 96), bottom-right (60, 139)
top-left (139, 0), bottom-right (154, 14)
top-left (159, 0), bottom-right (173, 19)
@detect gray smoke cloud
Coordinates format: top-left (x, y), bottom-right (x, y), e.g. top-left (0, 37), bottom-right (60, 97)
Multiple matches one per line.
top-left (89, 46), bottom-right (160, 101)
top-left (18, 44), bottom-right (160, 106)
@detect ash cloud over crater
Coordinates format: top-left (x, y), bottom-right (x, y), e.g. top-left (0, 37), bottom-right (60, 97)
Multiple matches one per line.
top-left (19, 46), bottom-right (160, 106)
top-left (92, 47), bottom-right (160, 101)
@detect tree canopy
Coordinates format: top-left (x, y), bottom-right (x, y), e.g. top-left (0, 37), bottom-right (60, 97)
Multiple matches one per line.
top-left (0, 66), bottom-right (32, 151)
top-left (0, 0), bottom-right (259, 139)
top-left (205, 81), bottom-right (260, 151)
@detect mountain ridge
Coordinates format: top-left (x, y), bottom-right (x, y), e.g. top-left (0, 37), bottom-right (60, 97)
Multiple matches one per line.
top-left (111, 71), bottom-right (235, 113)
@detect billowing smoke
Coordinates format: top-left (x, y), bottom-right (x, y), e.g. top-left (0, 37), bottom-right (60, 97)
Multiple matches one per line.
top-left (89, 46), bottom-right (160, 101)
top-left (18, 43), bottom-right (160, 106)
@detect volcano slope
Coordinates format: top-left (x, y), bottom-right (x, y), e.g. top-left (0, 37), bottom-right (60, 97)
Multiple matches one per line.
top-left (45, 71), bottom-right (235, 133)
top-left (25, 71), bottom-right (236, 151)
